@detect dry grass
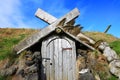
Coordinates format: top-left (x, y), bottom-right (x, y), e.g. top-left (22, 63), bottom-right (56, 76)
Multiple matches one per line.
top-left (0, 28), bottom-right (38, 39)
top-left (83, 31), bottom-right (118, 43)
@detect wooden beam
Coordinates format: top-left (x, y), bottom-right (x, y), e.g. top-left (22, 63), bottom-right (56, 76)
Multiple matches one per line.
top-left (58, 8), bottom-right (80, 25)
top-left (35, 8), bottom-right (80, 25)
top-left (35, 8), bottom-right (57, 24)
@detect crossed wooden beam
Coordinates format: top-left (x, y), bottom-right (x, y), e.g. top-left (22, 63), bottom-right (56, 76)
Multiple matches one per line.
top-left (14, 8), bottom-right (83, 54)
top-left (35, 8), bottom-right (80, 27)
top-left (34, 8), bottom-right (96, 45)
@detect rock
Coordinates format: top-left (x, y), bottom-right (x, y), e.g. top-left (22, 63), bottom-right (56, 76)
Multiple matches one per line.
top-left (25, 60), bottom-right (35, 66)
top-left (22, 65), bottom-right (38, 80)
top-left (17, 69), bottom-right (25, 77)
top-left (25, 52), bottom-right (35, 66)
top-left (25, 54), bottom-right (33, 61)
top-left (79, 69), bottom-right (95, 80)
top-left (94, 74), bottom-right (100, 80)
top-left (0, 66), bottom-right (18, 76)
top-left (109, 59), bottom-right (120, 79)
top-left (24, 65), bottom-right (38, 73)
top-left (98, 42), bottom-right (109, 51)
top-left (24, 73), bottom-right (38, 80)
top-left (33, 51), bottom-right (41, 64)
top-left (33, 51), bottom-right (41, 60)
top-left (77, 49), bottom-right (87, 57)
top-left (103, 47), bottom-right (119, 62)
top-left (79, 68), bottom-right (89, 74)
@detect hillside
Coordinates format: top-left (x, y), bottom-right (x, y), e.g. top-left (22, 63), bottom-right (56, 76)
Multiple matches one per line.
top-left (0, 28), bottom-right (120, 80)
top-left (0, 28), bottom-right (119, 60)
top-left (84, 31), bottom-right (120, 56)
top-left (0, 28), bottom-right (39, 60)
top-left (83, 31), bottom-right (118, 43)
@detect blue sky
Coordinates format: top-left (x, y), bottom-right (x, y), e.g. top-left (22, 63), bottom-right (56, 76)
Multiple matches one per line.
top-left (0, 0), bottom-right (120, 38)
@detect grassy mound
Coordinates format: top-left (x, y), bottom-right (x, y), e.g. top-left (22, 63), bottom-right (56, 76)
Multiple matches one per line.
top-left (84, 31), bottom-right (120, 57)
top-left (84, 31), bottom-right (118, 43)
top-left (0, 28), bottom-right (37, 60)
top-left (0, 29), bottom-right (119, 60)
top-left (0, 28), bottom-right (119, 80)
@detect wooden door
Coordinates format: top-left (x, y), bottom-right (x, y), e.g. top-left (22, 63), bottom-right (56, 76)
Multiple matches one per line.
top-left (41, 36), bottom-right (76, 80)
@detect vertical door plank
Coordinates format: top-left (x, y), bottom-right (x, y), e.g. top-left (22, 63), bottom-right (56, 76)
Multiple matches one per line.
top-left (66, 41), bottom-right (70, 80)
top-left (67, 39), bottom-right (71, 80)
top-left (62, 39), bottom-right (68, 80)
top-left (41, 41), bottom-right (47, 80)
top-left (54, 39), bottom-right (59, 80)
top-left (49, 40), bottom-right (54, 80)
top-left (58, 39), bottom-right (62, 80)
top-left (72, 41), bottom-right (76, 80)
top-left (66, 41), bottom-right (72, 80)
top-left (46, 40), bottom-right (50, 80)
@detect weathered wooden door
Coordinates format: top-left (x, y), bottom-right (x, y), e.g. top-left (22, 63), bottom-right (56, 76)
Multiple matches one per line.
top-left (41, 36), bottom-right (76, 80)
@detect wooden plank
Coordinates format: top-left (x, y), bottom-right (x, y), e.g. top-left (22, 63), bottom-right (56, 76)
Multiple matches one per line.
top-left (66, 38), bottom-right (73, 80)
top-left (62, 39), bottom-right (68, 80)
top-left (72, 41), bottom-right (76, 80)
top-left (41, 41), bottom-right (47, 80)
top-left (54, 39), bottom-right (59, 80)
top-left (49, 39), bottom-right (54, 80)
top-left (46, 39), bottom-right (50, 80)
top-left (66, 39), bottom-right (71, 80)
top-left (15, 8), bottom-right (80, 54)
top-left (55, 8), bottom-right (80, 26)
top-left (59, 27), bottom-right (95, 50)
top-left (69, 51), bottom-right (73, 80)
top-left (35, 8), bottom-right (57, 24)
top-left (58, 38), bottom-right (62, 80)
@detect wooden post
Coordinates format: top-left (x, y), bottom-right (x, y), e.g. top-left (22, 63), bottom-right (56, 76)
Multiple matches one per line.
top-left (104, 25), bottom-right (111, 33)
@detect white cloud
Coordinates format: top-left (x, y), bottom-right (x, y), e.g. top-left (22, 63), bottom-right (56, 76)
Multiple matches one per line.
top-left (0, 0), bottom-right (69, 28)
top-left (0, 0), bottom-right (82, 29)
top-left (0, 0), bottom-right (33, 28)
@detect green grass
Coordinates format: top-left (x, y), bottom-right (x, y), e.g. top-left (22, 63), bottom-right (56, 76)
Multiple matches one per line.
top-left (108, 75), bottom-right (118, 80)
top-left (110, 40), bottom-right (120, 56)
top-left (0, 34), bottom-right (26, 60)
top-left (0, 75), bottom-right (12, 80)
top-left (0, 75), bottom-right (6, 80)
